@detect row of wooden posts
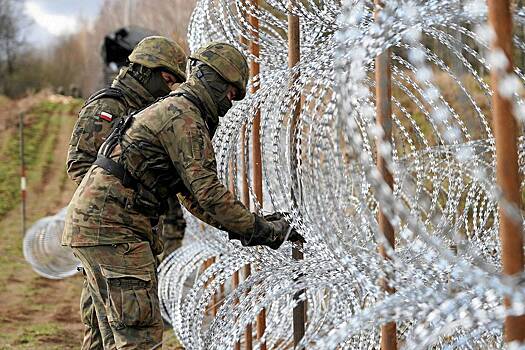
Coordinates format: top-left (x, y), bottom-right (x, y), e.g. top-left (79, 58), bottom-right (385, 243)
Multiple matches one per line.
top-left (15, 0), bottom-right (524, 346)
top-left (198, 0), bottom-right (525, 348)
top-left (13, 0), bottom-right (522, 347)
top-left (380, 0), bottom-right (525, 346)
top-left (202, 2), bottom-right (307, 348)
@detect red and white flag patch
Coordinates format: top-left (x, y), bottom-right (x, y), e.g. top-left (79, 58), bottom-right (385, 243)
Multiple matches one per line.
top-left (99, 112), bottom-right (113, 122)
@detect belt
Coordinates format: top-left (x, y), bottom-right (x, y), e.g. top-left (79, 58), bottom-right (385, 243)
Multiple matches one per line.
top-left (94, 155), bottom-right (137, 190)
top-left (94, 155), bottom-right (163, 215)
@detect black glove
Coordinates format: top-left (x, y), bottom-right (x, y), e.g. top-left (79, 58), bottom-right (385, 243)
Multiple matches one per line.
top-left (239, 212), bottom-right (305, 250)
top-left (264, 212), bottom-right (305, 243)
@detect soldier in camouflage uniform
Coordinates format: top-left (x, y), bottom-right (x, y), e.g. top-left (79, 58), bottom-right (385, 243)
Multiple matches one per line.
top-left (66, 36), bottom-right (188, 349)
top-left (63, 42), bottom-right (303, 349)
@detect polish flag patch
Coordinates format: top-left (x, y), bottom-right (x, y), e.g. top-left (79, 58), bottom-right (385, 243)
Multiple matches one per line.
top-left (99, 112), bottom-right (113, 122)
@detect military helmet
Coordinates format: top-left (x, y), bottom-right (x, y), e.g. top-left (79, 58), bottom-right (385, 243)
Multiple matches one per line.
top-left (190, 42), bottom-right (249, 100)
top-left (129, 36), bottom-right (187, 81)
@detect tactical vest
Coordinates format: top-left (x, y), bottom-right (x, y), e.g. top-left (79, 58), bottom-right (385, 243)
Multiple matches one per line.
top-left (94, 91), bottom-right (207, 217)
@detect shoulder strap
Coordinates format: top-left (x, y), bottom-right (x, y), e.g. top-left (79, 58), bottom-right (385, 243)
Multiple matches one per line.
top-left (98, 92), bottom-right (179, 158)
top-left (178, 92), bottom-right (206, 118)
top-left (98, 113), bottom-right (135, 157)
top-left (94, 92), bottom-right (192, 212)
top-left (83, 87), bottom-right (127, 108)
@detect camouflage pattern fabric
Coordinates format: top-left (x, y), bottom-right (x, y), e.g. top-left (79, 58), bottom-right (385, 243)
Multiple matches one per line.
top-left (129, 36), bottom-right (187, 82)
top-left (67, 66), bottom-right (155, 185)
top-left (190, 42), bottom-right (249, 99)
top-left (80, 275), bottom-right (103, 350)
top-left (66, 64), bottom-right (186, 254)
top-left (63, 74), bottom-right (255, 253)
top-left (73, 242), bottom-right (163, 350)
top-left (157, 197), bottom-right (186, 261)
top-left (64, 44), bottom-right (253, 349)
top-left (66, 62), bottom-right (186, 348)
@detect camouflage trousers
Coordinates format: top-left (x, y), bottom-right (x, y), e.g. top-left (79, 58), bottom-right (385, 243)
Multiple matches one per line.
top-left (157, 220), bottom-right (185, 261)
top-left (73, 242), bottom-right (163, 350)
top-left (157, 198), bottom-right (186, 261)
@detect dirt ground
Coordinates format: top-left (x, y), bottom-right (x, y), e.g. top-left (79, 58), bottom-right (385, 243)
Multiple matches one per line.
top-left (0, 94), bottom-right (180, 349)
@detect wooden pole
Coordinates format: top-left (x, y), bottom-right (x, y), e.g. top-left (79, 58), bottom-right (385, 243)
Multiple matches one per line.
top-left (232, 269), bottom-right (241, 350)
top-left (19, 112), bottom-right (26, 236)
top-left (247, 0), bottom-right (267, 347)
top-left (487, 0), bottom-right (525, 342)
top-left (227, 156), bottom-right (242, 350)
top-left (240, 1), bottom-right (254, 348)
top-left (239, 0), bottom-right (251, 209)
top-left (244, 264), bottom-right (253, 349)
top-left (248, 5), bottom-right (263, 205)
top-left (210, 257), bottom-right (218, 316)
top-left (288, 2), bottom-right (306, 348)
top-left (374, 1), bottom-right (397, 349)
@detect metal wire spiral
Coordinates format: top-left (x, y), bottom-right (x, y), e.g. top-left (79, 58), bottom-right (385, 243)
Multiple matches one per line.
top-left (23, 207), bottom-right (79, 280)
top-left (21, 0), bottom-right (525, 347)
top-left (159, 0), bottom-right (525, 349)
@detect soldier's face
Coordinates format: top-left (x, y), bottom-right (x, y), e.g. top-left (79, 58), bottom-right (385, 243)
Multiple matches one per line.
top-left (161, 72), bottom-right (179, 90)
top-left (226, 85), bottom-right (238, 102)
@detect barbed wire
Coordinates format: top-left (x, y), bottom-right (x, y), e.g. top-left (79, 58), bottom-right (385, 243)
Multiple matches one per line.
top-left (159, 0), bottom-right (525, 349)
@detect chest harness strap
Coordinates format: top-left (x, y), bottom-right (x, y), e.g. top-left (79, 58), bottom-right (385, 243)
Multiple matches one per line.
top-left (93, 92), bottom-right (201, 213)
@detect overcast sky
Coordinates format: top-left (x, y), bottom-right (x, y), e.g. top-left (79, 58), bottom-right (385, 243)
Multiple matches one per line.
top-left (24, 0), bottom-right (103, 46)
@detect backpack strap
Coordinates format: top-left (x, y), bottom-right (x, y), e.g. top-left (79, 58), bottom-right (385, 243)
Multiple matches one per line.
top-left (82, 87), bottom-right (128, 109)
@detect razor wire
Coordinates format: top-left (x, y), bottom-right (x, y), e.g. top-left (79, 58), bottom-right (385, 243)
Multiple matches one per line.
top-left (159, 0), bottom-right (525, 349)
top-left (20, 0), bottom-right (525, 348)
top-left (23, 207), bottom-right (79, 279)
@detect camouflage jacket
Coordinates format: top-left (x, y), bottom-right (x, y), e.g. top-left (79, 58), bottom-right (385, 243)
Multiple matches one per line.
top-left (66, 66), bottom-right (156, 184)
top-left (63, 76), bottom-right (254, 253)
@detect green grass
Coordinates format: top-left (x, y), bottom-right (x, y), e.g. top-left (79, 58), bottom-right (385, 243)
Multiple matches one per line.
top-left (0, 100), bottom-right (80, 218)
top-left (0, 95), bottom-right (9, 107)
top-left (0, 98), bottom-right (81, 285)
top-left (0, 96), bottom-right (83, 349)
top-left (0, 323), bottom-right (73, 350)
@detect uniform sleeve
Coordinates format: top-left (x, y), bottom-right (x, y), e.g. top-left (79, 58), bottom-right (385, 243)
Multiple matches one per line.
top-left (176, 189), bottom-right (223, 228)
top-left (67, 99), bottom-right (126, 185)
top-left (159, 114), bottom-right (255, 236)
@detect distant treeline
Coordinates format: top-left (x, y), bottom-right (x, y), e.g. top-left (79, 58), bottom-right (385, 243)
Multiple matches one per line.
top-left (0, 0), bottom-right (195, 98)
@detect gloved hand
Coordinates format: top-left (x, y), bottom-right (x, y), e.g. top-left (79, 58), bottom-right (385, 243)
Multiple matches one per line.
top-left (239, 212), bottom-right (305, 250)
top-left (264, 212), bottom-right (305, 242)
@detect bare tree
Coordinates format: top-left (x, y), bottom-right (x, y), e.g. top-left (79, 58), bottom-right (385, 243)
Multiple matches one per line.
top-left (0, 0), bottom-right (29, 94)
top-left (0, 0), bottom-right (197, 97)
